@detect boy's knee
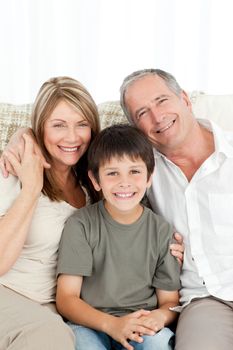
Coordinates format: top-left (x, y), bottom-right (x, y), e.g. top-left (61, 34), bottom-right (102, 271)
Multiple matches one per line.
top-left (133, 328), bottom-right (174, 350)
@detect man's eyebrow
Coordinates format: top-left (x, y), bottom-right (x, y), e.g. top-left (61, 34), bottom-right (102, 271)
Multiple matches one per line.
top-left (153, 94), bottom-right (169, 101)
top-left (135, 94), bottom-right (169, 117)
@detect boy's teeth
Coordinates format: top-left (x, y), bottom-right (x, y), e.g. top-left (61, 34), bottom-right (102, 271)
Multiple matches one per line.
top-left (115, 193), bottom-right (134, 198)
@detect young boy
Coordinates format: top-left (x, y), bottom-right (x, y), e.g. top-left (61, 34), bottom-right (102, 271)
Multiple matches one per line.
top-left (56, 124), bottom-right (180, 350)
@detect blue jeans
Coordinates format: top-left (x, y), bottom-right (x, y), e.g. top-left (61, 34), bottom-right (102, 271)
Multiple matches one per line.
top-left (68, 322), bottom-right (174, 350)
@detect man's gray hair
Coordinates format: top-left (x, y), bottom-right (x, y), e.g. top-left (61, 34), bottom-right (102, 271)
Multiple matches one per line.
top-left (120, 68), bottom-right (182, 123)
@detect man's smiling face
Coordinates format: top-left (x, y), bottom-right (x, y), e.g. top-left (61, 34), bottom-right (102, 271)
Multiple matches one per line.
top-left (124, 74), bottom-right (194, 155)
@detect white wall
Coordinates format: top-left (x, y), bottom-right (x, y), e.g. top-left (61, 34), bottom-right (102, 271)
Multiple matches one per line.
top-left (0, 0), bottom-right (233, 104)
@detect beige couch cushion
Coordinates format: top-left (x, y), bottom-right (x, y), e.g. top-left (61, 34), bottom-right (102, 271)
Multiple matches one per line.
top-left (0, 103), bottom-right (32, 154)
top-left (191, 91), bottom-right (233, 131)
top-left (1, 92), bottom-right (233, 154)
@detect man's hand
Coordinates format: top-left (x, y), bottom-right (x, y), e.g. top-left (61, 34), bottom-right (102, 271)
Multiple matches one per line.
top-left (0, 128), bottom-right (50, 177)
top-left (170, 232), bottom-right (184, 267)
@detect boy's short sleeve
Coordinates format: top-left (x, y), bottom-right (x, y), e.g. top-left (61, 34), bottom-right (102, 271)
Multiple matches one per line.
top-left (56, 215), bottom-right (93, 278)
top-left (152, 222), bottom-right (181, 291)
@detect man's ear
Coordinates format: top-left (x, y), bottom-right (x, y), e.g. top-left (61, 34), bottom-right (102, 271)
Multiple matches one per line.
top-left (181, 90), bottom-right (192, 109)
top-left (88, 170), bottom-right (101, 191)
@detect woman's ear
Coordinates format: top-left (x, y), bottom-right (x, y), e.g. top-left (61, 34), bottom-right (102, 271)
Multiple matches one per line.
top-left (88, 170), bottom-right (101, 191)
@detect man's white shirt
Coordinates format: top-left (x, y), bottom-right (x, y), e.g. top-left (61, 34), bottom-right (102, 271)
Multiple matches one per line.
top-left (148, 119), bottom-right (233, 308)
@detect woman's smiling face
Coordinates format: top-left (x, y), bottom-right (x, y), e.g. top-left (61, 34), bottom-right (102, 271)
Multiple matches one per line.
top-left (43, 99), bottom-right (91, 170)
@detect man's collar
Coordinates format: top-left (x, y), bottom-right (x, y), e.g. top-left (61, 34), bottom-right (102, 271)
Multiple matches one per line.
top-left (198, 118), bottom-right (233, 158)
top-left (153, 118), bottom-right (233, 159)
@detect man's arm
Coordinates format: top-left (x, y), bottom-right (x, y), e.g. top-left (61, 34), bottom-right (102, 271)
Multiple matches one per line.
top-left (0, 128), bottom-right (50, 177)
top-left (56, 274), bottom-right (155, 350)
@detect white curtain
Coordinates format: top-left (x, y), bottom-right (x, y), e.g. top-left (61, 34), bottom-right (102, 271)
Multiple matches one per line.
top-left (0, 0), bottom-right (233, 104)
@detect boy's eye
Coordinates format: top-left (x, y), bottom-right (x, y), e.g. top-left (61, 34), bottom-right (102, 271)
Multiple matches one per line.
top-left (131, 169), bottom-right (140, 174)
top-left (107, 171), bottom-right (118, 176)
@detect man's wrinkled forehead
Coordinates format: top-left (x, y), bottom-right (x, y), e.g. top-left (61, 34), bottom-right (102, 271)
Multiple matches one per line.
top-left (125, 75), bottom-right (172, 114)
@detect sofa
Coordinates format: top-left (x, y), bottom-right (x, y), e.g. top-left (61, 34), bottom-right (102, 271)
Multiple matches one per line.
top-left (1, 91), bottom-right (233, 155)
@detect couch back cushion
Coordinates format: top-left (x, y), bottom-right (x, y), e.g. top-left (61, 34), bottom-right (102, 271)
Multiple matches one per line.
top-left (1, 92), bottom-right (233, 154)
top-left (0, 103), bottom-right (32, 154)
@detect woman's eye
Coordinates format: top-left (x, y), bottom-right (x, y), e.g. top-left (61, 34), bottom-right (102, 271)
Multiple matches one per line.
top-left (78, 123), bottom-right (89, 127)
top-left (53, 124), bottom-right (65, 128)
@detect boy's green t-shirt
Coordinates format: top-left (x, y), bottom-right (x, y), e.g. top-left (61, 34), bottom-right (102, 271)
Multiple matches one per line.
top-left (57, 200), bottom-right (180, 316)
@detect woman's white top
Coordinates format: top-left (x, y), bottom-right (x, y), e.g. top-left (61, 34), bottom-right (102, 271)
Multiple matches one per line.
top-left (0, 173), bottom-right (81, 303)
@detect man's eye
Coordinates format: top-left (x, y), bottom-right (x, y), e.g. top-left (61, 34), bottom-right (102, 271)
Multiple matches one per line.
top-left (137, 111), bottom-right (147, 120)
top-left (158, 98), bottom-right (168, 104)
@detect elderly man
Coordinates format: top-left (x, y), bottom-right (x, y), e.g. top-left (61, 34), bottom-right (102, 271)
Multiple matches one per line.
top-left (120, 68), bottom-right (233, 350)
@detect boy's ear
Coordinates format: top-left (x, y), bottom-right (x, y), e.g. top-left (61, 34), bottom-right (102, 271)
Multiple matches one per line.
top-left (146, 174), bottom-right (153, 188)
top-left (88, 170), bottom-right (101, 191)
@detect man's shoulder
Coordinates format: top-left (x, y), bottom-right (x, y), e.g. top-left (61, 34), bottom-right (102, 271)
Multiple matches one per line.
top-left (211, 121), bottom-right (233, 152)
top-left (224, 131), bottom-right (233, 142)
top-left (201, 118), bottom-right (233, 139)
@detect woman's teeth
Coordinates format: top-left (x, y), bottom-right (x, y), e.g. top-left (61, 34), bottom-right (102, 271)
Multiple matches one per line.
top-left (59, 146), bottom-right (79, 152)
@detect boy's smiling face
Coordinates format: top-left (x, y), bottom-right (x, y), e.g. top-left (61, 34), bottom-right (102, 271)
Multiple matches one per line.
top-left (89, 155), bottom-right (152, 223)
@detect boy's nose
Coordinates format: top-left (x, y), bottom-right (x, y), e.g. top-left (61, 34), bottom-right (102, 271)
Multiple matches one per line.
top-left (119, 179), bottom-right (131, 187)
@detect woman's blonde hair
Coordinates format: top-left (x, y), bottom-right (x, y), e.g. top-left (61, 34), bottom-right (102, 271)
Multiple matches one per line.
top-left (31, 76), bottom-right (100, 202)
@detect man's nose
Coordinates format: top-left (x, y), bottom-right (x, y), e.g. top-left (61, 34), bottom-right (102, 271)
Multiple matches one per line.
top-left (150, 106), bottom-right (166, 123)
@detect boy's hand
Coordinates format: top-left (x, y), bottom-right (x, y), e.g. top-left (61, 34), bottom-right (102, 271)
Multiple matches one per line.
top-left (139, 309), bottom-right (166, 333)
top-left (106, 309), bottom-right (155, 350)
top-left (170, 232), bottom-right (184, 266)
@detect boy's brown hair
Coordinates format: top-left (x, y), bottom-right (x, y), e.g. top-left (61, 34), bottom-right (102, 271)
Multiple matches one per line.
top-left (88, 124), bottom-right (155, 182)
